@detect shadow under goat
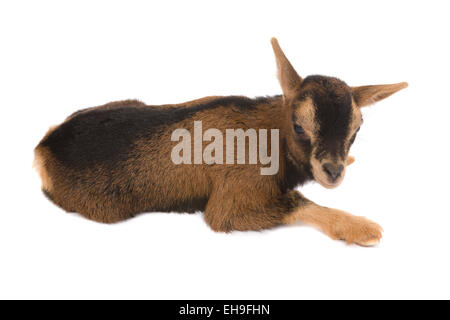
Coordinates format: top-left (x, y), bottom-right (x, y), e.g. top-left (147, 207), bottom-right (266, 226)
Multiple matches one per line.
top-left (34, 38), bottom-right (407, 246)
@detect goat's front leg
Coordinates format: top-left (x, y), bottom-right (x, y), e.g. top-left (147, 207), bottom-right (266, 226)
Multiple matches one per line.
top-left (204, 181), bottom-right (382, 245)
top-left (283, 191), bottom-right (383, 246)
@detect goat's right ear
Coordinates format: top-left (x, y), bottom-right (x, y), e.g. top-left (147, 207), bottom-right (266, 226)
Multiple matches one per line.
top-left (271, 38), bottom-right (302, 101)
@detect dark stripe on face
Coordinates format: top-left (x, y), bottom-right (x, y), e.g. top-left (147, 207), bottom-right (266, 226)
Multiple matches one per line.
top-left (302, 76), bottom-right (353, 161)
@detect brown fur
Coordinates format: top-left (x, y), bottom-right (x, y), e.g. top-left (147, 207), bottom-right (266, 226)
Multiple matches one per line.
top-left (346, 155), bottom-right (355, 166)
top-left (34, 38), bottom-right (407, 245)
top-left (282, 198), bottom-right (383, 246)
top-left (352, 82), bottom-right (408, 107)
top-left (34, 146), bottom-right (54, 192)
top-left (35, 97), bottom-right (288, 225)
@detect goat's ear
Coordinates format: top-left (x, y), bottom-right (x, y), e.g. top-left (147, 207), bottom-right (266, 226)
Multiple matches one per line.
top-left (352, 82), bottom-right (408, 107)
top-left (271, 38), bottom-right (302, 101)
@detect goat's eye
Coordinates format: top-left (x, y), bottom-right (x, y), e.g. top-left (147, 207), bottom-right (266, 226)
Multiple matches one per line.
top-left (294, 124), bottom-right (305, 134)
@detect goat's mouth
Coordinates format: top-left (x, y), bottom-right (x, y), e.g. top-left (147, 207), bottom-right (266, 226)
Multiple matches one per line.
top-left (314, 174), bottom-right (344, 189)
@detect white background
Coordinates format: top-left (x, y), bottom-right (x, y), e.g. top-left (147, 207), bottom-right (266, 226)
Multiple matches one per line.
top-left (1, 0), bottom-right (449, 299)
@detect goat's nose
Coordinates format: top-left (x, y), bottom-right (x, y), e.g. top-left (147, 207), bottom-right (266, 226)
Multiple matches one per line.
top-left (322, 163), bottom-right (344, 181)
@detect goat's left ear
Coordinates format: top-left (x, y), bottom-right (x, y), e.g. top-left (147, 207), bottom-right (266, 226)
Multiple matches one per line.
top-left (352, 82), bottom-right (408, 107)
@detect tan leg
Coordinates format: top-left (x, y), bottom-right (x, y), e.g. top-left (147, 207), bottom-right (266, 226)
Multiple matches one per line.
top-left (283, 199), bottom-right (383, 246)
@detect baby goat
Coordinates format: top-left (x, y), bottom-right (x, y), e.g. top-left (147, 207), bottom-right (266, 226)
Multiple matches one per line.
top-left (34, 38), bottom-right (407, 246)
